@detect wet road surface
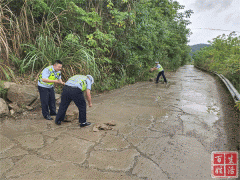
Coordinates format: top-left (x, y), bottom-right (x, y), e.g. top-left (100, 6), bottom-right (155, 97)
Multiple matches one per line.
top-left (0, 65), bottom-right (239, 179)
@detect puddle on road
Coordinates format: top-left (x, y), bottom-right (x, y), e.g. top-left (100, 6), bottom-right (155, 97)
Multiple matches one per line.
top-left (182, 91), bottom-right (205, 98)
top-left (177, 65), bottom-right (239, 152)
top-left (193, 79), bottom-right (203, 81)
top-left (182, 103), bottom-right (208, 113)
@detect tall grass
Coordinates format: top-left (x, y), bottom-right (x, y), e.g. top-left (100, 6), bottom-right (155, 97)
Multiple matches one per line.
top-left (0, 2), bottom-right (35, 61)
top-left (15, 33), bottom-right (99, 81)
top-left (0, 1), bottom-right (36, 82)
top-left (18, 34), bottom-right (62, 74)
top-left (62, 35), bottom-right (99, 78)
top-left (1, 1), bottom-right (148, 92)
top-left (0, 63), bottom-right (17, 82)
top-left (0, 1), bottom-right (64, 63)
top-left (0, 4), bottom-right (13, 64)
top-left (1, 1), bottom-right (99, 81)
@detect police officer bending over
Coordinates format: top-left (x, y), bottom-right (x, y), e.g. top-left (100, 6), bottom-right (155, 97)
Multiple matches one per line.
top-left (55, 75), bottom-right (94, 127)
top-left (38, 60), bottom-right (65, 120)
top-left (152, 61), bottom-right (167, 84)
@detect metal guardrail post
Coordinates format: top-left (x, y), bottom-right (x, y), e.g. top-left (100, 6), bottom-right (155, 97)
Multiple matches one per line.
top-left (195, 66), bottom-right (240, 103)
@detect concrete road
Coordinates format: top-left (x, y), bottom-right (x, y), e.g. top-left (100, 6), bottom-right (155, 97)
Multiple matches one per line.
top-left (0, 65), bottom-right (239, 179)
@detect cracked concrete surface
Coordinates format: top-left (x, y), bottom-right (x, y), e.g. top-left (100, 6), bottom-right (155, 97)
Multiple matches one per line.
top-left (1, 65), bottom-right (239, 179)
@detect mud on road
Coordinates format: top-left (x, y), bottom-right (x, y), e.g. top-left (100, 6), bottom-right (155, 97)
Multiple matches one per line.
top-left (1, 65), bottom-right (239, 180)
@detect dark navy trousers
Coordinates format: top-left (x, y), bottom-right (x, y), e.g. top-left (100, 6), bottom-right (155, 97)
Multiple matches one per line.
top-left (38, 86), bottom-right (56, 118)
top-left (55, 85), bottom-right (86, 124)
top-left (156, 70), bottom-right (167, 83)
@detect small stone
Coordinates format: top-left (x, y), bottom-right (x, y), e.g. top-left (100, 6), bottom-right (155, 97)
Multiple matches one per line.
top-left (16, 108), bottom-right (23, 113)
top-left (55, 93), bottom-right (61, 100)
top-left (99, 124), bottom-right (113, 130)
top-left (56, 99), bottom-right (61, 106)
top-left (0, 98), bottom-right (9, 117)
top-left (10, 109), bottom-right (15, 115)
top-left (93, 124), bottom-right (100, 132)
top-left (8, 102), bottom-right (20, 111)
top-left (93, 123), bottom-right (113, 132)
top-left (104, 120), bottom-right (116, 126)
top-left (26, 106), bottom-right (33, 111)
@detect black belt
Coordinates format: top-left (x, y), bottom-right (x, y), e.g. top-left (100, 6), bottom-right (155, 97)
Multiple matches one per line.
top-left (65, 85), bottom-right (83, 92)
top-left (65, 85), bottom-right (78, 88)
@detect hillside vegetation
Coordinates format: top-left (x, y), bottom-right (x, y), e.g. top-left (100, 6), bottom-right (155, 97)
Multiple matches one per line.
top-left (0, 0), bottom-right (192, 92)
top-left (193, 33), bottom-right (240, 92)
top-left (190, 43), bottom-right (210, 56)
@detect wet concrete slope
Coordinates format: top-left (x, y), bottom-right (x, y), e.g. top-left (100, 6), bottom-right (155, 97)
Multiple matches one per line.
top-left (0, 65), bottom-right (239, 180)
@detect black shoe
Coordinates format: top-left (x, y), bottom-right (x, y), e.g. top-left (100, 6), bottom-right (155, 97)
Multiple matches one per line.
top-left (80, 122), bottom-right (91, 127)
top-left (55, 121), bottom-right (61, 125)
top-left (45, 116), bottom-right (53, 120)
top-left (62, 120), bottom-right (71, 122)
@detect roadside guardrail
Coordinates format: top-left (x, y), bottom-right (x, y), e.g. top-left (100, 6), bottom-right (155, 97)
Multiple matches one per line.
top-left (195, 66), bottom-right (240, 104)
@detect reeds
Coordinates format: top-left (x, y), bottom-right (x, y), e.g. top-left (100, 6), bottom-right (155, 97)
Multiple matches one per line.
top-left (0, 2), bottom-right (34, 60)
top-left (0, 1), bottom-right (34, 81)
top-left (0, 1), bottom-right (136, 91)
top-left (1, 1), bottom-right (100, 80)
top-left (20, 33), bottom-right (99, 81)
top-left (0, 63), bottom-right (17, 82)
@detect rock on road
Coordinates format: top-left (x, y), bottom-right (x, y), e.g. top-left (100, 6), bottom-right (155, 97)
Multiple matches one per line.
top-left (0, 65), bottom-right (239, 180)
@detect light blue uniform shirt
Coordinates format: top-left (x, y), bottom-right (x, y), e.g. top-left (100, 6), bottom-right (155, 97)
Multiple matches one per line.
top-left (156, 64), bottom-right (164, 71)
top-left (65, 77), bottom-right (91, 91)
top-left (38, 65), bottom-right (61, 88)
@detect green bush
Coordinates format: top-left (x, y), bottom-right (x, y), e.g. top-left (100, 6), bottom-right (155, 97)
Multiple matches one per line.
top-left (0, 81), bottom-right (8, 100)
top-left (3, 0), bottom-right (192, 93)
top-left (193, 33), bottom-right (240, 92)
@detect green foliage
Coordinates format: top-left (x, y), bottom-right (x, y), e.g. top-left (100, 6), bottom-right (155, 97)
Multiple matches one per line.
top-left (125, 0), bottom-right (192, 72)
top-left (28, 0), bottom-right (50, 19)
top-left (235, 101), bottom-right (240, 111)
top-left (16, 34), bottom-right (63, 74)
top-left (68, 2), bottom-right (102, 28)
top-left (0, 62), bottom-right (17, 82)
top-left (4, 0), bottom-right (192, 92)
top-left (190, 44), bottom-right (211, 55)
top-left (11, 33), bottom-right (99, 81)
top-left (86, 29), bottom-right (116, 56)
top-left (193, 33), bottom-right (240, 92)
top-left (0, 81), bottom-right (8, 100)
